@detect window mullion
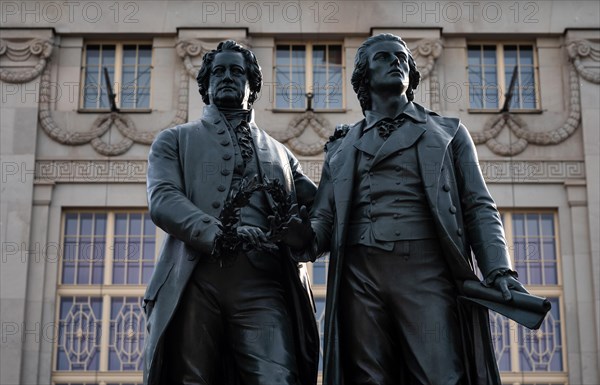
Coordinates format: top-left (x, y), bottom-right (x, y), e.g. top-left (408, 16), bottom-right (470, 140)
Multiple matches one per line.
top-left (306, 44), bottom-right (314, 95)
top-left (134, 45), bottom-right (140, 108)
top-left (325, 45), bottom-right (330, 109)
top-left (99, 212), bottom-right (114, 372)
top-left (114, 44), bottom-right (123, 108)
top-left (497, 44), bottom-right (505, 109)
top-left (509, 319), bottom-right (520, 372)
top-left (288, 47), bottom-right (293, 108)
top-left (104, 213), bottom-right (115, 285)
top-left (99, 294), bottom-right (111, 371)
top-left (503, 212), bottom-right (515, 267)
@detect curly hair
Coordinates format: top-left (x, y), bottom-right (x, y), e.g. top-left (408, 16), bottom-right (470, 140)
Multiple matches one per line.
top-left (351, 34), bottom-right (421, 113)
top-left (196, 40), bottom-right (263, 107)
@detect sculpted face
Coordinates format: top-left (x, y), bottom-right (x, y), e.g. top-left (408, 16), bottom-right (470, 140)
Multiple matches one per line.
top-left (366, 40), bottom-right (410, 96)
top-left (208, 51), bottom-right (251, 109)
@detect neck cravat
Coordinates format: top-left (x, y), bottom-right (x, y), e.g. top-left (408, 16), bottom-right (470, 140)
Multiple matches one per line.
top-left (235, 121), bottom-right (254, 165)
top-left (375, 116), bottom-right (406, 140)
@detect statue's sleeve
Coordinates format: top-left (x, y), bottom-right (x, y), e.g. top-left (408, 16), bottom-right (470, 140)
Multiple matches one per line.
top-left (452, 123), bottom-right (513, 277)
top-left (147, 128), bottom-right (221, 254)
top-left (310, 156), bottom-right (335, 254)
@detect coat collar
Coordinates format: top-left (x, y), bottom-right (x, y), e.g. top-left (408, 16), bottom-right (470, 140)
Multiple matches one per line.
top-left (202, 104), bottom-right (256, 126)
top-left (363, 101), bottom-right (428, 132)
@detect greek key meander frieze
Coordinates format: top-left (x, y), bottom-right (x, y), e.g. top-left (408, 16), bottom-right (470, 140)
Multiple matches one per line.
top-left (0, 38), bottom-right (53, 83)
top-left (33, 160), bottom-right (585, 184)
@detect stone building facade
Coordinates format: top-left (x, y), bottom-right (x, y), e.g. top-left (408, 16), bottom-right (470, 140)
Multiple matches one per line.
top-left (1, 1), bottom-right (599, 384)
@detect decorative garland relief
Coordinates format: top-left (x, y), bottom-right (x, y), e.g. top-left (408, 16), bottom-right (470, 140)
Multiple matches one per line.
top-left (1, 37), bottom-right (597, 157)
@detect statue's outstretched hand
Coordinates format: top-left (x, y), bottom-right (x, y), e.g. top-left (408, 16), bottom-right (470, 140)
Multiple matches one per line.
top-left (493, 273), bottom-right (529, 301)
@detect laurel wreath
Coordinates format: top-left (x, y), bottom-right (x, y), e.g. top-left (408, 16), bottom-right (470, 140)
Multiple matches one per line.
top-left (211, 175), bottom-right (294, 264)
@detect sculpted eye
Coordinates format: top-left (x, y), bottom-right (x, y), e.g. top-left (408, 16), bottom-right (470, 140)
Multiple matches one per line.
top-left (231, 67), bottom-right (245, 75)
top-left (212, 67), bottom-right (225, 76)
top-left (373, 53), bottom-right (386, 61)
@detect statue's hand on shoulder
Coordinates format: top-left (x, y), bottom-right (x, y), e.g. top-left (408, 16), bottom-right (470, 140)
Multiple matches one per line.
top-left (270, 204), bottom-right (315, 250)
top-left (490, 270), bottom-right (530, 301)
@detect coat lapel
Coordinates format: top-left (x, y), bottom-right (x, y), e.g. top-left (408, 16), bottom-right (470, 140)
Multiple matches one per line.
top-left (371, 119), bottom-right (427, 167)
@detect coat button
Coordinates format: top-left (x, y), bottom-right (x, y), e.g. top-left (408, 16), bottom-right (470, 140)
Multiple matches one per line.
top-left (449, 206), bottom-right (457, 214)
top-left (395, 166), bottom-right (401, 171)
top-left (217, 128), bottom-right (226, 134)
top-left (443, 184), bottom-right (451, 192)
top-left (201, 216), bottom-right (211, 223)
top-left (221, 169), bottom-right (231, 176)
top-left (223, 154), bottom-right (232, 160)
top-left (457, 228), bottom-right (463, 236)
top-left (220, 140), bottom-right (230, 146)
top-left (395, 230), bottom-right (401, 235)
top-left (187, 253), bottom-right (196, 261)
top-left (212, 201), bottom-right (220, 209)
top-left (217, 185), bottom-right (226, 192)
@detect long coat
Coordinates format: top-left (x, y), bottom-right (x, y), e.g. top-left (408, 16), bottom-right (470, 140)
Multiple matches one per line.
top-left (311, 102), bottom-right (511, 385)
top-left (143, 104), bottom-right (319, 385)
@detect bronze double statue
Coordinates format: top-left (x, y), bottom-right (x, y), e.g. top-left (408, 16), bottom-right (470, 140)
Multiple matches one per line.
top-left (144, 35), bottom-right (548, 385)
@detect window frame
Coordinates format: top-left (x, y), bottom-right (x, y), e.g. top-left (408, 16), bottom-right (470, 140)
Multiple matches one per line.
top-left (495, 209), bottom-right (568, 385)
top-left (466, 42), bottom-right (541, 113)
top-left (79, 41), bottom-right (154, 113)
top-left (273, 41), bottom-right (346, 112)
top-left (52, 209), bottom-right (163, 385)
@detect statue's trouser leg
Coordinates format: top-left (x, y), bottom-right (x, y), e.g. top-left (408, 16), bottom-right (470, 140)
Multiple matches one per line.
top-left (339, 239), bottom-right (464, 385)
top-left (164, 253), bottom-right (299, 385)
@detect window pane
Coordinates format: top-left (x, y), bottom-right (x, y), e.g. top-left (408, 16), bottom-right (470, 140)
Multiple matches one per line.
top-left (315, 298), bottom-right (326, 372)
top-left (312, 258), bottom-right (328, 285)
top-left (469, 87), bottom-right (483, 109)
top-left (467, 46), bottom-right (481, 66)
top-left (489, 312), bottom-right (512, 371)
top-left (482, 46), bottom-right (496, 65)
top-left (312, 45), bottom-right (326, 65)
top-left (291, 45), bottom-right (305, 66)
top-left (123, 45), bottom-right (137, 65)
top-left (275, 45), bottom-right (306, 109)
top-left (138, 45), bottom-right (152, 65)
top-left (504, 46), bottom-right (518, 66)
top-left (112, 213), bottom-right (157, 285)
top-left (62, 213), bottom-right (106, 284)
top-left (108, 297), bottom-right (145, 371)
top-left (518, 297), bottom-right (563, 371)
top-left (56, 296), bottom-right (102, 371)
top-left (510, 213), bottom-right (558, 286)
top-left (520, 46), bottom-right (534, 65)
top-left (328, 45), bottom-right (342, 65)
top-left (276, 45), bottom-right (291, 66)
top-left (86, 45), bottom-right (100, 65)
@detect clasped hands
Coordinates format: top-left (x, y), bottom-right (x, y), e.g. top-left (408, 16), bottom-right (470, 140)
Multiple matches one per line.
top-left (235, 204), bottom-right (314, 252)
